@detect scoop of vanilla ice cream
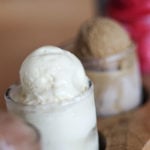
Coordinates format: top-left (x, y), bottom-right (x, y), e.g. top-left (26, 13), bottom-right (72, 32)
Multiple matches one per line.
top-left (13, 46), bottom-right (89, 105)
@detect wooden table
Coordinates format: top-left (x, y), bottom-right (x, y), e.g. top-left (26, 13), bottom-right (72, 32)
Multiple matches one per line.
top-left (98, 101), bottom-right (150, 150)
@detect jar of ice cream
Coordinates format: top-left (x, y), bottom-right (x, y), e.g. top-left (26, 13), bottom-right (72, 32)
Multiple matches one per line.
top-left (73, 17), bottom-right (142, 116)
top-left (5, 46), bottom-right (99, 150)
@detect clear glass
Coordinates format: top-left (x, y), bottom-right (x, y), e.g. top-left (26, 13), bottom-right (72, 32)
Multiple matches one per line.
top-left (0, 111), bottom-right (41, 150)
top-left (5, 82), bottom-right (99, 150)
top-left (82, 44), bottom-right (142, 116)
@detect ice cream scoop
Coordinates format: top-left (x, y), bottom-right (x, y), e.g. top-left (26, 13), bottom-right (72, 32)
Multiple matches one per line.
top-left (74, 17), bottom-right (131, 59)
top-left (11, 46), bottom-right (89, 105)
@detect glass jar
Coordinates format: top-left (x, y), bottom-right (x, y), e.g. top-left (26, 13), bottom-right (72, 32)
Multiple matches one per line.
top-left (82, 44), bottom-right (142, 116)
top-left (0, 111), bottom-right (41, 150)
top-left (5, 81), bottom-right (99, 150)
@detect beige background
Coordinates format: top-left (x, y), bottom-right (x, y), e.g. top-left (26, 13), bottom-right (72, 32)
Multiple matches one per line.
top-left (0, 0), bottom-right (95, 109)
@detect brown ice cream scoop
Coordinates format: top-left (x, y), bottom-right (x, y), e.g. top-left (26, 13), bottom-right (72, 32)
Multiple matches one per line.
top-left (74, 17), bottom-right (132, 59)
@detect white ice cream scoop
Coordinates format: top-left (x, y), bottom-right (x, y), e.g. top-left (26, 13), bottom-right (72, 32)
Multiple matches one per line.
top-left (13, 46), bottom-right (89, 105)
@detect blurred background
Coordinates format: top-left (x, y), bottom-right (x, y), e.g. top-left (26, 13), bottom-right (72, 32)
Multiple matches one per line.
top-left (1, 0), bottom-right (150, 109)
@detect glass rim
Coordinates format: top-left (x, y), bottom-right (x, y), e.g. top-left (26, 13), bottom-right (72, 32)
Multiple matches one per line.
top-left (4, 80), bottom-right (93, 108)
top-left (82, 43), bottom-right (135, 64)
top-left (81, 43), bottom-right (136, 71)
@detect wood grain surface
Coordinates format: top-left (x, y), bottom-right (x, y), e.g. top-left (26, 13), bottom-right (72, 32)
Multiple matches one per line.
top-left (98, 101), bottom-right (150, 150)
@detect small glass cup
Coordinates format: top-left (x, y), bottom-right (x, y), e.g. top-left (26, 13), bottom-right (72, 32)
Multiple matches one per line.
top-left (5, 81), bottom-right (99, 150)
top-left (0, 111), bottom-right (41, 150)
top-left (81, 44), bottom-right (142, 116)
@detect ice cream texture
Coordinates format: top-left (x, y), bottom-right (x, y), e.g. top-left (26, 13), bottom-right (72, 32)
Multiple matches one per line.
top-left (11, 46), bottom-right (89, 105)
top-left (74, 17), bottom-right (131, 59)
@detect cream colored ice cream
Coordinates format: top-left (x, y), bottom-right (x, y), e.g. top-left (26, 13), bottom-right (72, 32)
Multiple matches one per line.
top-left (74, 17), bottom-right (131, 59)
top-left (11, 46), bottom-right (89, 105)
top-left (74, 17), bottom-right (141, 116)
top-left (6, 46), bottom-right (99, 150)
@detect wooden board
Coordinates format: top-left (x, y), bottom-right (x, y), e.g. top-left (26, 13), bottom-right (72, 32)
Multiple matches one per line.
top-left (98, 101), bottom-right (150, 150)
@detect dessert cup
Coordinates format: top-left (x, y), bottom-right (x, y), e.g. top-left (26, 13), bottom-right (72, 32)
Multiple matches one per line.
top-left (5, 81), bottom-right (99, 150)
top-left (81, 44), bottom-right (142, 116)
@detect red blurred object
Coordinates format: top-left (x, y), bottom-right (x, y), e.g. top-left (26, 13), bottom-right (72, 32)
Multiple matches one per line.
top-left (107, 0), bottom-right (150, 74)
